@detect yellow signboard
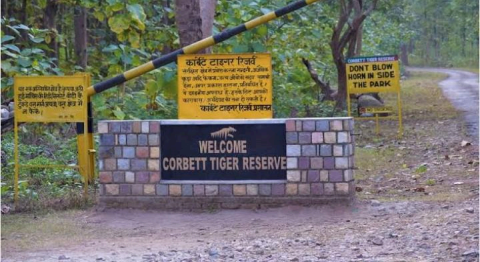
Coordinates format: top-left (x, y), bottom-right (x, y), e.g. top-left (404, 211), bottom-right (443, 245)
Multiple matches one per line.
top-left (14, 75), bottom-right (89, 122)
top-left (346, 55), bottom-right (403, 136)
top-left (13, 74), bottom-right (91, 204)
top-left (346, 55), bottom-right (400, 93)
top-left (177, 53), bottom-right (272, 119)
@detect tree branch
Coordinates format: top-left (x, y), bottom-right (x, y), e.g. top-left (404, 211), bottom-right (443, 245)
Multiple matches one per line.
top-left (301, 58), bottom-right (335, 100)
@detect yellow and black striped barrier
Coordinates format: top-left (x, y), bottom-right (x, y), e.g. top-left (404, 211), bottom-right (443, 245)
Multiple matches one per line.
top-left (86, 0), bottom-right (320, 96)
top-left (77, 0), bottom-right (321, 184)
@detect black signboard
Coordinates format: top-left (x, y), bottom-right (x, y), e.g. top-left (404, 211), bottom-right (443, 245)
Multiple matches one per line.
top-left (160, 123), bottom-right (286, 180)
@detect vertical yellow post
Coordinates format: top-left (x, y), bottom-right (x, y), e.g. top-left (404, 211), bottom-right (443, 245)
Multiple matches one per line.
top-left (83, 74), bottom-right (90, 199)
top-left (86, 75), bottom-right (95, 183)
top-left (397, 90), bottom-right (403, 137)
top-left (347, 89), bottom-right (352, 117)
top-left (87, 133), bottom-right (95, 182)
top-left (13, 119), bottom-right (19, 205)
top-left (83, 119), bottom-right (89, 198)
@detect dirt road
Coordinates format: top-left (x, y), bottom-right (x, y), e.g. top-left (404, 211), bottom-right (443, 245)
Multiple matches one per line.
top-left (2, 199), bottom-right (479, 262)
top-left (408, 68), bottom-right (479, 139)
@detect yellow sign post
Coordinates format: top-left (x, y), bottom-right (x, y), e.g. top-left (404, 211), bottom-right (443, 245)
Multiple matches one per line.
top-left (345, 55), bottom-right (403, 136)
top-left (177, 53), bottom-right (273, 119)
top-left (13, 74), bottom-right (92, 203)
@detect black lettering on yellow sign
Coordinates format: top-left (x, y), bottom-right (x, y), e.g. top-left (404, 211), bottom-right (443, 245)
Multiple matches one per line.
top-left (377, 71), bottom-right (395, 78)
top-left (346, 55), bottom-right (400, 93)
top-left (14, 76), bottom-right (88, 122)
top-left (178, 53), bottom-right (273, 119)
top-left (369, 80), bottom-right (391, 87)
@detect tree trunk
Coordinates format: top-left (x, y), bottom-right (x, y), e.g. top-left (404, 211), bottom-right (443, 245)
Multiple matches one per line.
top-left (353, 2), bottom-right (363, 56)
top-left (20, 0), bottom-right (29, 40)
top-left (302, 58), bottom-right (335, 100)
top-left (355, 24), bottom-right (363, 55)
top-left (175, 0), bottom-right (217, 54)
top-left (334, 54), bottom-right (347, 109)
top-left (329, 0), bottom-right (377, 108)
top-left (175, 0), bottom-right (204, 52)
top-left (74, 6), bottom-right (88, 69)
top-left (161, 0), bottom-right (174, 54)
top-left (44, 0), bottom-right (58, 62)
top-left (199, 0), bottom-right (217, 53)
top-left (400, 43), bottom-right (409, 66)
top-left (1, 1), bottom-right (6, 18)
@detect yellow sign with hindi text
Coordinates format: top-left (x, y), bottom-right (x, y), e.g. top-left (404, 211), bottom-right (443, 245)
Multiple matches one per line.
top-left (177, 53), bottom-right (272, 119)
top-left (14, 75), bottom-right (89, 122)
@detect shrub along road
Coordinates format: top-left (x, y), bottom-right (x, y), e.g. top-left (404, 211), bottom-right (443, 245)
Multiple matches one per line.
top-left (1, 70), bottom-right (478, 262)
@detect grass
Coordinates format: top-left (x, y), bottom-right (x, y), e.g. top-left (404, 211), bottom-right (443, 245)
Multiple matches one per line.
top-left (396, 72), bottom-right (457, 120)
top-left (373, 190), bottom-right (474, 202)
top-left (355, 71), bottom-right (459, 145)
top-left (354, 147), bottom-right (399, 181)
top-left (353, 70), bottom-right (476, 201)
top-left (1, 210), bottom-right (110, 252)
top-left (457, 67), bottom-right (480, 74)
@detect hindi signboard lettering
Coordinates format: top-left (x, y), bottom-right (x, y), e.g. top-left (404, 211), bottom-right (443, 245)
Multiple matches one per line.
top-left (14, 75), bottom-right (89, 122)
top-left (160, 123), bottom-right (286, 180)
top-left (177, 53), bottom-right (273, 119)
top-left (346, 55), bottom-right (400, 93)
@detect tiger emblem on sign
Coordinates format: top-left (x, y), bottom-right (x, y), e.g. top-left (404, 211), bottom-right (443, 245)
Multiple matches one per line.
top-left (210, 127), bottom-right (236, 140)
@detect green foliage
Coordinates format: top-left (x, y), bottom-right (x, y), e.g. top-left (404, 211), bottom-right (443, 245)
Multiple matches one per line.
top-left (1, 18), bottom-right (63, 99)
top-left (213, 0), bottom-right (338, 117)
top-left (406, 0), bottom-right (479, 67)
top-left (415, 164), bottom-right (428, 174)
top-left (1, 126), bottom-right (85, 209)
top-left (425, 179), bottom-right (436, 186)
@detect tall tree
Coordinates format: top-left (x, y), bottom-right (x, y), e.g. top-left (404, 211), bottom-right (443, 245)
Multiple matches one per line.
top-left (174, 0), bottom-right (217, 53)
top-left (199, 0), bottom-right (217, 53)
top-left (74, 6), bottom-right (88, 69)
top-left (44, 0), bottom-right (58, 61)
top-left (330, 0), bottom-right (377, 108)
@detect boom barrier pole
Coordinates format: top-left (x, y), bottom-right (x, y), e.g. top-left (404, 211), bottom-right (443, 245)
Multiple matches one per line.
top-left (86, 0), bottom-right (320, 97)
top-left (78, 0), bottom-right (320, 184)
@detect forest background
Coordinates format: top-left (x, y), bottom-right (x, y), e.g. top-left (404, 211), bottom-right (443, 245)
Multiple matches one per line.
top-left (1, 0), bottom-right (478, 208)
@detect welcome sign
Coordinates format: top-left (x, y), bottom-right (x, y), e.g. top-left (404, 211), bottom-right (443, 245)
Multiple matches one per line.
top-left (160, 123), bottom-right (286, 180)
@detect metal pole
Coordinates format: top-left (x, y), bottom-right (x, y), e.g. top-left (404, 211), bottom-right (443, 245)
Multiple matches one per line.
top-left (13, 116), bottom-right (19, 205)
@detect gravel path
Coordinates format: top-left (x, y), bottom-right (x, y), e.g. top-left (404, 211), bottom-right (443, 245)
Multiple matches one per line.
top-left (408, 68), bottom-right (479, 140)
top-left (3, 198), bottom-right (478, 262)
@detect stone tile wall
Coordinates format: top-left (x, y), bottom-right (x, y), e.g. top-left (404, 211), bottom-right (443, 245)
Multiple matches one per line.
top-left (97, 118), bottom-right (355, 209)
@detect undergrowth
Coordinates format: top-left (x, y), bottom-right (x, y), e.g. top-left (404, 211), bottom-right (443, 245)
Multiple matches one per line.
top-left (1, 123), bottom-right (97, 212)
